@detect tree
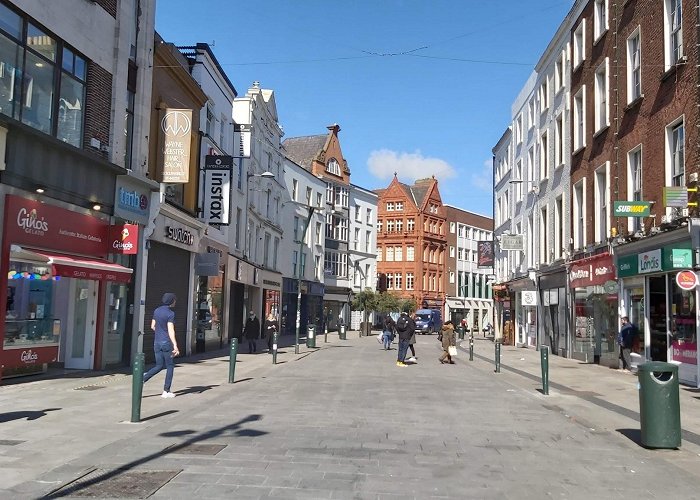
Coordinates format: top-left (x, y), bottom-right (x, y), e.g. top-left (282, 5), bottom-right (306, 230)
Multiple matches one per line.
top-left (376, 292), bottom-right (401, 314)
top-left (400, 297), bottom-right (418, 314)
top-left (351, 288), bottom-right (378, 335)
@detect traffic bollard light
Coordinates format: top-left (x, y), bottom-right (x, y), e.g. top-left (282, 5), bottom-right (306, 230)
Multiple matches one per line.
top-left (229, 338), bottom-right (238, 384)
top-left (324, 324), bottom-right (328, 343)
top-left (541, 345), bottom-right (549, 395)
top-left (495, 340), bottom-right (501, 373)
top-left (469, 330), bottom-right (474, 361)
top-left (307, 325), bottom-right (316, 348)
top-left (272, 332), bottom-right (278, 365)
top-left (130, 352), bottom-right (144, 423)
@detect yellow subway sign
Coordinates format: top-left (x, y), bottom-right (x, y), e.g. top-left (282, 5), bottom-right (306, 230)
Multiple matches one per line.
top-left (613, 201), bottom-right (651, 217)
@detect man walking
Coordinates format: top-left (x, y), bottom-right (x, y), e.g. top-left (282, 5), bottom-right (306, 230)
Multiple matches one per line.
top-left (143, 292), bottom-right (180, 398)
top-left (244, 311), bottom-right (260, 353)
top-left (618, 316), bottom-right (638, 372)
top-left (394, 311), bottom-right (415, 367)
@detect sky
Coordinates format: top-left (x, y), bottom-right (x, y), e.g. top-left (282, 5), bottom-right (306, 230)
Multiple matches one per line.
top-left (155, 0), bottom-right (573, 217)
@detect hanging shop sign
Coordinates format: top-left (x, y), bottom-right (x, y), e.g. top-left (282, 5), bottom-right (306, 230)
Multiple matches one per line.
top-left (477, 241), bottom-right (494, 268)
top-left (114, 175), bottom-right (151, 225)
top-left (108, 223), bottom-right (139, 255)
top-left (194, 252), bottom-right (220, 276)
top-left (676, 270), bottom-right (699, 291)
top-left (613, 201), bottom-right (651, 217)
top-left (521, 290), bottom-right (537, 306)
top-left (160, 108), bottom-right (192, 183)
top-left (569, 253), bottom-right (615, 288)
top-left (233, 123), bottom-right (251, 158)
top-left (202, 155), bottom-right (232, 225)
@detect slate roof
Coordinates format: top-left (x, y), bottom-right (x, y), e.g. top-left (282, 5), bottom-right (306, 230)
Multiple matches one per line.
top-left (282, 135), bottom-right (327, 172)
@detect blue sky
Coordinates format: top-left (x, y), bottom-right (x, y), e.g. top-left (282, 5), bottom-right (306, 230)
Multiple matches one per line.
top-left (155, 1), bottom-right (572, 217)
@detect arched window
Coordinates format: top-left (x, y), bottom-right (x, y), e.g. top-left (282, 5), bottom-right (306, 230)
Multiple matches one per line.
top-left (326, 158), bottom-right (341, 176)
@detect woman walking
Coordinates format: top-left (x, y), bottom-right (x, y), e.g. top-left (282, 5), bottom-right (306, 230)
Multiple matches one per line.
top-left (382, 315), bottom-right (395, 350)
top-left (439, 320), bottom-right (456, 364)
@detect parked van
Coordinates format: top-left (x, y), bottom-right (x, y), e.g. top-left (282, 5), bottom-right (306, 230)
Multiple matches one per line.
top-left (414, 309), bottom-right (442, 334)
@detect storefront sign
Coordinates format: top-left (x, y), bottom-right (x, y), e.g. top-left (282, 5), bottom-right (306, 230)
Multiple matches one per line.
top-left (676, 270), bottom-right (698, 290)
top-left (569, 253), bottom-right (615, 288)
top-left (521, 291), bottom-right (537, 306)
top-left (194, 252), bottom-right (220, 276)
top-left (160, 108), bottom-right (192, 183)
top-left (2, 346), bottom-right (58, 366)
top-left (638, 249), bottom-right (662, 274)
top-left (477, 241), bottom-right (494, 268)
top-left (672, 341), bottom-right (697, 365)
top-left (4, 195), bottom-right (108, 257)
top-left (108, 224), bottom-right (138, 255)
top-left (165, 226), bottom-right (194, 246)
top-left (202, 155), bottom-right (232, 225)
top-left (670, 248), bottom-right (692, 268)
top-left (613, 201), bottom-right (651, 217)
top-left (500, 234), bottom-right (524, 251)
top-left (114, 176), bottom-right (151, 225)
top-left (233, 123), bottom-right (251, 158)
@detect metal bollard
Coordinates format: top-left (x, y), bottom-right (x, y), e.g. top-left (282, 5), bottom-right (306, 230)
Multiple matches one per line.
top-left (131, 352), bottom-right (145, 423)
top-left (228, 338), bottom-right (238, 384)
top-left (324, 324), bottom-right (328, 343)
top-left (307, 325), bottom-right (316, 348)
top-left (469, 330), bottom-right (474, 361)
top-left (495, 340), bottom-right (501, 373)
top-left (540, 345), bottom-right (549, 395)
top-left (272, 332), bottom-right (278, 364)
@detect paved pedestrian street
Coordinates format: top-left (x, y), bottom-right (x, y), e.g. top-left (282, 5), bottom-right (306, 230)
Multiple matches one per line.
top-left (5, 334), bottom-right (700, 499)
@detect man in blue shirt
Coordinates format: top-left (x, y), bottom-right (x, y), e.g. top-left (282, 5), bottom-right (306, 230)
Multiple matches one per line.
top-left (143, 293), bottom-right (180, 398)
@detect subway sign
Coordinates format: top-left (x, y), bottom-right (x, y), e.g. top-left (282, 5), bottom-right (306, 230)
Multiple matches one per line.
top-left (613, 201), bottom-right (651, 217)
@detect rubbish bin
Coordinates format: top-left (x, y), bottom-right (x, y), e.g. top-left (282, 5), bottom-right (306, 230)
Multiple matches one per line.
top-left (638, 361), bottom-right (681, 449)
top-left (339, 324), bottom-right (347, 340)
top-left (456, 326), bottom-right (464, 340)
top-left (306, 325), bottom-right (316, 348)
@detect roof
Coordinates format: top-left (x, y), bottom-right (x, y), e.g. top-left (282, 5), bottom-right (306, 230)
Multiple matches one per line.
top-left (282, 135), bottom-right (327, 171)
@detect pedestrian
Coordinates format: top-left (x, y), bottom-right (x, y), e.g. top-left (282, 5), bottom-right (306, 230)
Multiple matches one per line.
top-left (143, 292), bottom-right (180, 398)
top-left (407, 313), bottom-right (418, 363)
top-left (618, 316), bottom-right (638, 372)
top-left (244, 311), bottom-right (260, 353)
top-left (394, 311), bottom-right (415, 367)
top-left (264, 313), bottom-right (277, 352)
top-left (439, 320), bottom-right (456, 364)
top-left (382, 315), bottom-right (395, 350)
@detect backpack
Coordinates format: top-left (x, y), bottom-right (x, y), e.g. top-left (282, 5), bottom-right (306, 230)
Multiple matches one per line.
top-left (396, 315), bottom-right (409, 332)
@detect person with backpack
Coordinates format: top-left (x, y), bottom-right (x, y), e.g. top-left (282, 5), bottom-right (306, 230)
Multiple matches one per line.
top-left (618, 316), bottom-right (638, 372)
top-left (382, 315), bottom-right (395, 350)
top-left (394, 311), bottom-right (415, 367)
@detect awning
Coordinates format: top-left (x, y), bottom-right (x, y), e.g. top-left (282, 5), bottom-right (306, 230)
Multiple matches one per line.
top-left (11, 247), bottom-right (133, 283)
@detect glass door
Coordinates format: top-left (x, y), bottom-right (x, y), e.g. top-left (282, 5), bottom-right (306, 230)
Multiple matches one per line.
top-left (65, 279), bottom-right (97, 369)
top-left (647, 276), bottom-right (668, 362)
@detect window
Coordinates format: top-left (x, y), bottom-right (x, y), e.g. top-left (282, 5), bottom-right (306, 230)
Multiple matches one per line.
top-left (324, 251), bottom-right (347, 277)
top-left (396, 201), bottom-right (404, 211)
top-left (539, 77), bottom-right (549, 111)
top-left (366, 208), bottom-right (372, 224)
top-left (306, 187), bottom-right (312, 206)
top-left (514, 160), bottom-right (523, 201)
top-left (292, 179), bottom-right (298, 201)
top-left (377, 246), bottom-right (383, 261)
top-left (574, 87), bottom-right (586, 151)
top-left (366, 231), bottom-right (371, 253)
top-left (386, 201), bottom-right (394, 211)
top-left (595, 59), bottom-right (609, 131)
top-left (629, 147), bottom-right (643, 232)
top-left (396, 219), bottom-right (403, 232)
top-left (386, 246), bottom-right (394, 261)
top-left (377, 219), bottom-right (382, 232)
top-left (515, 114), bottom-right (523, 144)
top-left (406, 246), bottom-right (414, 261)
top-left (407, 218), bottom-right (415, 231)
top-left (293, 216), bottom-right (300, 242)
top-left (386, 273), bottom-right (394, 290)
top-left (124, 91), bottom-right (134, 168)
top-left (669, 120), bottom-right (685, 186)
top-left (235, 208), bottom-right (242, 250)
top-left (395, 273), bottom-right (402, 290)
top-left (458, 248), bottom-right (464, 260)
top-left (665, 0), bottom-right (683, 67)
top-left (574, 180), bottom-right (586, 249)
top-left (354, 205), bottom-right (361, 221)
top-left (528, 98), bottom-right (535, 128)
top-left (219, 114), bottom-right (227, 148)
top-left (540, 206), bottom-right (549, 263)
top-left (554, 52), bottom-right (563, 90)
top-left (315, 222), bottom-right (322, 245)
top-left (540, 131), bottom-right (549, 179)
top-left (316, 192), bottom-right (323, 207)
top-left (449, 246), bottom-right (455, 258)
top-left (449, 272), bottom-right (455, 284)
top-left (292, 251), bottom-right (298, 278)
top-left (527, 146), bottom-right (535, 183)
top-left (205, 102), bottom-right (214, 137)
top-left (594, 0), bottom-right (608, 40)
top-left (263, 233), bottom-right (271, 268)
top-left (574, 20), bottom-right (586, 68)
top-left (406, 273), bottom-right (414, 290)
top-left (273, 237), bottom-right (279, 270)
top-left (627, 29), bottom-right (642, 102)
top-left (326, 158), bottom-right (341, 176)
top-left (386, 220), bottom-right (394, 233)
top-left (595, 163), bottom-right (609, 243)
top-left (555, 114), bottom-right (564, 166)
top-left (354, 228), bottom-right (360, 250)
top-left (315, 255), bottom-right (321, 280)
top-left (450, 222), bottom-right (456, 233)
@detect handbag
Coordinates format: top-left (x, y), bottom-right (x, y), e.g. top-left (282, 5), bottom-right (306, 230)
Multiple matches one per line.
top-left (448, 346), bottom-right (457, 356)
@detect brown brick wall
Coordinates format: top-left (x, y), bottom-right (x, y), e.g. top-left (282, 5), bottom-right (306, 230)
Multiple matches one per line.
top-left (83, 61), bottom-right (112, 159)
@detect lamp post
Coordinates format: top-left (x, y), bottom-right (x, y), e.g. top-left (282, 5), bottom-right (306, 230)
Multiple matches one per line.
top-left (295, 205), bottom-right (319, 354)
top-left (244, 170), bottom-right (275, 260)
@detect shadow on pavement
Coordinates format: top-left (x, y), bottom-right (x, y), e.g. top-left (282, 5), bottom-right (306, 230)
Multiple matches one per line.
top-left (617, 428), bottom-right (642, 446)
top-left (140, 410), bottom-right (179, 422)
top-left (0, 408), bottom-right (61, 423)
top-left (174, 385), bottom-right (218, 396)
top-left (159, 429), bottom-right (195, 437)
top-left (233, 377), bottom-right (253, 384)
top-left (45, 414), bottom-right (267, 498)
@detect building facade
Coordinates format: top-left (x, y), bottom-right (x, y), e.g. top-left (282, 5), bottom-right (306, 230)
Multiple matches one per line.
top-left (348, 184), bottom-right (378, 329)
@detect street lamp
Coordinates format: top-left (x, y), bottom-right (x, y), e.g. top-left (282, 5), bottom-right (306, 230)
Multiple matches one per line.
top-left (294, 204), bottom-right (321, 354)
top-left (244, 170), bottom-right (275, 259)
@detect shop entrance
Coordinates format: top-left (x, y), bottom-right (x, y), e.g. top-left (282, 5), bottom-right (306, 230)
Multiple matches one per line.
top-left (65, 279), bottom-right (98, 369)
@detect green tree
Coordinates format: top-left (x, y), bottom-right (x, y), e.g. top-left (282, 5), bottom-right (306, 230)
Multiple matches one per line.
top-left (351, 288), bottom-right (378, 335)
top-left (400, 297), bottom-right (418, 313)
top-left (376, 292), bottom-right (401, 314)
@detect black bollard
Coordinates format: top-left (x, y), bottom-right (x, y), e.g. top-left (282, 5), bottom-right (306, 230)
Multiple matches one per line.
top-left (229, 338), bottom-right (238, 383)
top-left (469, 330), bottom-right (474, 361)
top-left (272, 332), bottom-right (278, 364)
top-left (540, 345), bottom-right (549, 395)
top-left (495, 340), bottom-right (501, 373)
top-left (130, 352), bottom-right (144, 423)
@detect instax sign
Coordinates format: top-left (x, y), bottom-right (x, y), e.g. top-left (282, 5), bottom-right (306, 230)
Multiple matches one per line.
top-left (203, 155), bottom-right (232, 225)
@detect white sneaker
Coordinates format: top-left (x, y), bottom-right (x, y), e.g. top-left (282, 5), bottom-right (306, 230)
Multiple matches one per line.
top-left (408, 356), bottom-right (417, 363)
top-left (161, 391), bottom-right (175, 398)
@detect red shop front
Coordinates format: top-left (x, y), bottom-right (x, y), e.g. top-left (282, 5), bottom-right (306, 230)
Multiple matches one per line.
top-left (0, 195), bottom-right (136, 377)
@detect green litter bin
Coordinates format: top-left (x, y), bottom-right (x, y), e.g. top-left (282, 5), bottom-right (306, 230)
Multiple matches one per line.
top-left (637, 361), bottom-right (681, 449)
top-left (306, 325), bottom-right (316, 348)
top-left (339, 324), bottom-right (347, 340)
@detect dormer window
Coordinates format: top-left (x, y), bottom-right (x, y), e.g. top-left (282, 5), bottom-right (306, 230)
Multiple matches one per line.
top-left (326, 158), bottom-right (341, 176)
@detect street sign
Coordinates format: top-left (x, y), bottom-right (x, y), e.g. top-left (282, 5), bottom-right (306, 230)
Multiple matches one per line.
top-left (676, 270), bottom-right (698, 290)
top-left (500, 234), bottom-right (524, 251)
top-left (613, 201), bottom-right (651, 217)
top-left (664, 186), bottom-right (688, 208)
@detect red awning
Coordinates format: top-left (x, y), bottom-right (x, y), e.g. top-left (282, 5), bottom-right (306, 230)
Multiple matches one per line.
top-left (32, 252), bottom-right (133, 283)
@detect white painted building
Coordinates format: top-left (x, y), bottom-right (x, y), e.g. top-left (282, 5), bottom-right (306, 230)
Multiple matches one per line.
top-left (348, 184), bottom-right (378, 329)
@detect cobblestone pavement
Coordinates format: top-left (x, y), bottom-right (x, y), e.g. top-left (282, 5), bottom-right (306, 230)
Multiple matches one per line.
top-left (3, 333), bottom-right (700, 499)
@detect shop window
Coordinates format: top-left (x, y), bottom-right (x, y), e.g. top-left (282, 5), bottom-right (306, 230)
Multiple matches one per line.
top-left (669, 275), bottom-right (696, 365)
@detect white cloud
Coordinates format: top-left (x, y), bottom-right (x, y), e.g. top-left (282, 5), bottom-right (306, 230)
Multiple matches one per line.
top-left (367, 149), bottom-right (458, 183)
top-left (470, 158), bottom-right (493, 191)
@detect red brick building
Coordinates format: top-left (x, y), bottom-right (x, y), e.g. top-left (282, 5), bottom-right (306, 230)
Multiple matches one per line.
top-left (375, 175), bottom-right (446, 312)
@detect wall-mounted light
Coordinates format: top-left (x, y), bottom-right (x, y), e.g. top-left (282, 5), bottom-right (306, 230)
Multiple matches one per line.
top-left (92, 204), bottom-right (101, 211)
top-left (35, 187), bottom-right (45, 194)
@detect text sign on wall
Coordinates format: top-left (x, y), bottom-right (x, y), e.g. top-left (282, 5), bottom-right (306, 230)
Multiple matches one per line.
top-left (203, 155), bottom-right (232, 225)
top-left (108, 224), bottom-right (139, 255)
top-left (500, 234), bottom-right (524, 251)
top-left (160, 109), bottom-right (192, 183)
top-left (613, 201), bottom-right (651, 217)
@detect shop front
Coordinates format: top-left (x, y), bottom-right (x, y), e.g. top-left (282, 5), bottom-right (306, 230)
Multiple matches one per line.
top-left (226, 256), bottom-right (261, 343)
top-left (0, 194), bottom-right (135, 378)
top-left (507, 277), bottom-right (536, 348)
top-left (569, 252), bottom-right (617, 366)
top-left (261, 269), bottom-right (282, 331)
top-left (193, 246), bottom-right (226, 353)
top-left (616, 237), bottom-right (698, 386)
top-left (539, 269), bottom-right (568, 357)
top-left (282, 279), bottom-right (324, 336)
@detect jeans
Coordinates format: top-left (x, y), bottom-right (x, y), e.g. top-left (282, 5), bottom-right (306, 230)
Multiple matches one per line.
top-left (382, 330), bottom-right (392, 349)
top-left (397, 339), bottom-right (409, 362)
top-left (143, 340), bottom-right (175, 392)
top-left (620, 346), bottom-right (632, 370)
top-left (248, 339), bottom-right (257, 353)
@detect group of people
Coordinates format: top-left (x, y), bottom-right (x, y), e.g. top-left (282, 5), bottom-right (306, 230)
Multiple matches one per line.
top-left (381, 312), bottom-right (458, 367)
top-left (243, 311), bottom-right (278, 354)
